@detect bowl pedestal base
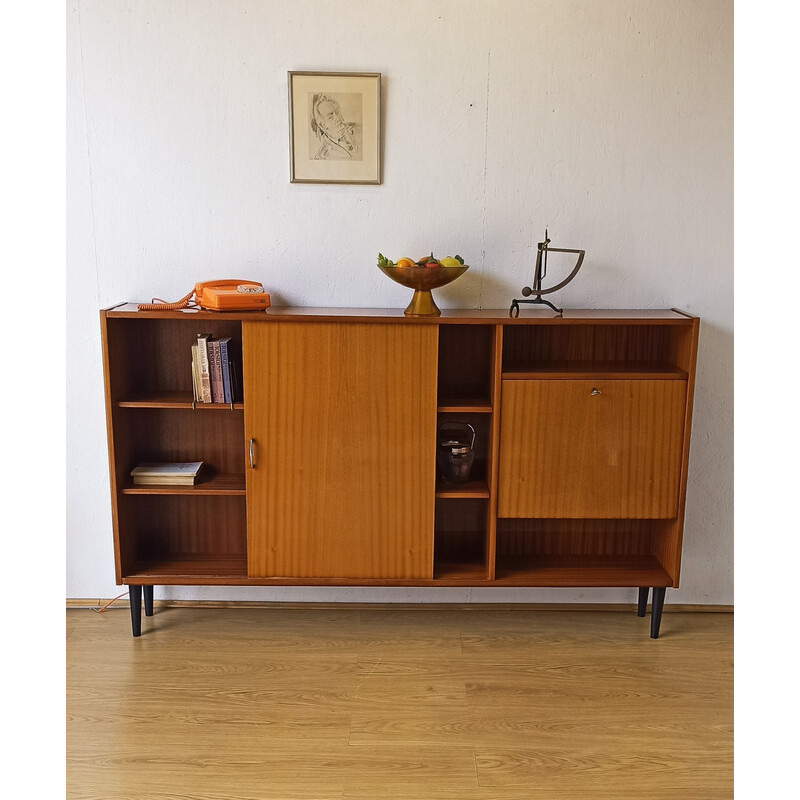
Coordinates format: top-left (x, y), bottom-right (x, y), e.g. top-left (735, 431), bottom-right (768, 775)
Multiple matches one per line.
top-left (404, 289), bottom-right (441, 317)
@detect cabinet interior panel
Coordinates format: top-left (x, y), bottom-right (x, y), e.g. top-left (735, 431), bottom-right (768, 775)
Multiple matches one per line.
top-left (118, 495), bottom-right (247, 578)
top-left (115, 407), bottom-right (245, 478)
top-left (502, 323), bottom-right (682, 372)
top-left (106, 317), bottom-right (241, 399)
top-left (434, 498), bottom-right (488, 578)
top-left (496, 518), bottom-right (667, 556)
top-left (493, 555), bottom-right (672, 587)
top-left (652, 518), bottom-right (683, 586)
top-left (495, 519), bottom-right (672, 586)
top-left (438, 325), bottom-right (494, 404)
top-left (434, 531), bottom-right (486, 566)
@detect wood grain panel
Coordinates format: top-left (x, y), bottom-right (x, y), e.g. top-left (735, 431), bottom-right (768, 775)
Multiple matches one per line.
top-left (437, 324), bottom-right (494, 404)
top-left (106, 317), bottom-right (241, 398)
top-left (244, 321), bottom-right (437, 579)
top-left (498, 380), bottom-right (686, 518)
top-left (123, 495), bottom-right (247, 563)
top-left (496, 518), bottom-right (665, 557)
top-left (501, 323), bottom-right (675, 371)
top-left (114, 407), bottom-right (245, 475)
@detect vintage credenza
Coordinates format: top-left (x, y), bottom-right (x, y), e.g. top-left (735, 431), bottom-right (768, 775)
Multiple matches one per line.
top-left (100, 306), bottom-right (699, 638)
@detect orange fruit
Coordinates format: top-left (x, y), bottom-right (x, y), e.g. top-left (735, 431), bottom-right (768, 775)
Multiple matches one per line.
top-left (396, 257), bottom-right (415, 268)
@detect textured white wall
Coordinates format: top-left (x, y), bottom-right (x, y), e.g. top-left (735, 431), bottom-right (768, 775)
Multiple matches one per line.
top-left (66, 0), bottom-right (733, 605)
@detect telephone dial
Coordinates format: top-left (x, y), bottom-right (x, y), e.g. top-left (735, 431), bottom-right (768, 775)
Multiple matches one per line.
top-left (137, 280), bottom-right (270, 312)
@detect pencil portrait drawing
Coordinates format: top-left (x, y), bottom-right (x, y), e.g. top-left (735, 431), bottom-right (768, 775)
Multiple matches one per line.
top-left (310, 93), bottom-right (362, 161)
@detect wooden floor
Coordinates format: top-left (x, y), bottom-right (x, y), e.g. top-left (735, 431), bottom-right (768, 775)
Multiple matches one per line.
top-left (67, 605), bottom-right (733, 800)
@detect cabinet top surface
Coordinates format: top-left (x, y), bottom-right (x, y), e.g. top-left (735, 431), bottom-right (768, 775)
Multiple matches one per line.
top-left (103, 304), bottom-right (696, 324)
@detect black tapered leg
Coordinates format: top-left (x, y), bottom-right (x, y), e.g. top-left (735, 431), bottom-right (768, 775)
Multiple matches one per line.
top-left (143, 585), bottom-right (154, 617)
top-left (129, 585), bottom-right (143, 637)
top-left (650, 587), bottom-right (666, 639)
top-left (637, 587), bottom-right (649, 617)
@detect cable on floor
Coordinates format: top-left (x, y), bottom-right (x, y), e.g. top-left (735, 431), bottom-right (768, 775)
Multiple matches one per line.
top-left (92, 592), bottom-right (128, 612)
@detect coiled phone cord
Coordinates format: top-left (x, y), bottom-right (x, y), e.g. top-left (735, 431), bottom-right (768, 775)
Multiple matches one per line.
top-left (137, 290), bottom-right (197, 312)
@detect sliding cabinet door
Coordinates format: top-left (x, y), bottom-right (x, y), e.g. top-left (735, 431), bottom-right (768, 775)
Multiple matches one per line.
top-left (243, 321), bottom-right (437, 580)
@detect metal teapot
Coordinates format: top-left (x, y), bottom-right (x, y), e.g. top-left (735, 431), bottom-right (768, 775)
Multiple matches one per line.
top-left (437, 422), bottom-right (476, 483)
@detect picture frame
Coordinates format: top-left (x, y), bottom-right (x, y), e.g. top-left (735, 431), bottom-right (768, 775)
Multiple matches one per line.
top-left (288, 71), bottom-right (381, 185)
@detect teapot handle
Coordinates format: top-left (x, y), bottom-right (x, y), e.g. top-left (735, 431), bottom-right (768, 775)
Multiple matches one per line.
top-left (438, 421), bottom-right (476, 449)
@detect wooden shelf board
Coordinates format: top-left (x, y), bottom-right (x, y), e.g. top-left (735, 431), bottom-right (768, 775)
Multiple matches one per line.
top-left (502, 361), bottom-right (688, 380)
top-left (123, 555), bottom-right (670, 588)
top-left (435, 480), bottom-right (490, 498)
top-left (122, 473), bottom-right (246, 495)
top-left (437, 397), bottom-right (492, 413)
top-left (105, 305), bottom-right (696, 322)
top-left (118, 390), bottom-right (243, 409)
top-left (493, 555), bottom-right (673, 587)
top-left (125, 554), bottom-right (248, 582)
top-left (433, 561), bottom-right (489, 581)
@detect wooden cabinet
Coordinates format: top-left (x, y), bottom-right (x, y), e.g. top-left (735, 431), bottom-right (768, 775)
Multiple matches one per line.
top-left (100, 306), bottom-right (699, 638)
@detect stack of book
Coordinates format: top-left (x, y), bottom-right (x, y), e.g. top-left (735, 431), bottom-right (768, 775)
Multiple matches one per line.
top-left (130, 461), bottom-right (205, 486)
top-left (191, 333), bottom-right (241, 404)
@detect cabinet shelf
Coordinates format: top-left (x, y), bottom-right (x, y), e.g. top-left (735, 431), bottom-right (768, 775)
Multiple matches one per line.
top-left (433, 561), bottom-right (489, 581)
top-left (437, 397), bottom-right (492, 413)
top-left (118, 390), bottom-right (244, 410)
top-left (494, 555), bottom-right (673, 587)
top-left (122, 473), bottom-right (246, 495)
top-left (124, 554), bottom-right (248, 582)
top-left (435, 480), bottom-right (490, 498)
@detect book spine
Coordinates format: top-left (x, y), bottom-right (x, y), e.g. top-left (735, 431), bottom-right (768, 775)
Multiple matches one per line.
top-left (228, 338), bottom-right (242, 403)
top-left (229, 357), bottom-right (240, 404)
top-left (218, 338), bottom-right (232, 404)
top-left (191, 345), bottom-right (201, 401)
top-left (209, 340), bottom-right (224, 403)
top-left (196, 334), bottom-right (212, 403)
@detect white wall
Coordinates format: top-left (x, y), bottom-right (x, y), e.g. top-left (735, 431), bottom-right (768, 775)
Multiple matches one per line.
top-left (66, 0), bottom-right (733, 605)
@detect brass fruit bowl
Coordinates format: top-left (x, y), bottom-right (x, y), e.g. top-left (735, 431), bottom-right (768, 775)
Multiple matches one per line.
top-left (378, 264), bottom-right (469, 316)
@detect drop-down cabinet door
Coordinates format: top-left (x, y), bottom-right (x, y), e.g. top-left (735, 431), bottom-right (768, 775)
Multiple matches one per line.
top-left (243, 320), bottom-right (438, 580)
top-left (498, 379), bottom-right (687, 519)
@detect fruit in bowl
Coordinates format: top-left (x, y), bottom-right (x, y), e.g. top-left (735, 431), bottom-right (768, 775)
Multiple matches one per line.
top-left (377, 252), bottom-right (469, 316)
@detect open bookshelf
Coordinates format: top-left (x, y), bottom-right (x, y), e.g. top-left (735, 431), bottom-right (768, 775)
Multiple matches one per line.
top-left (102, 314), bottom-right (247, 587)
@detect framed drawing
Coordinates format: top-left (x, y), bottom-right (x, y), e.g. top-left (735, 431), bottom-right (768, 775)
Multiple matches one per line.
top-left (288, 71), bottom-right (381, 184)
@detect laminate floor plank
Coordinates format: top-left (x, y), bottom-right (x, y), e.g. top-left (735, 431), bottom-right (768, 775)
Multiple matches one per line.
top-left (67, 606), bottom-right (732, 800)
top-left (474, 744), bottom-right (731, 797)
top-left (68, 739), bottom-right (477, 799)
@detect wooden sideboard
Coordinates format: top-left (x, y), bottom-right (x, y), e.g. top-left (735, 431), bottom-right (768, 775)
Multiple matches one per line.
top-left (100, 305), bottom-right (699, 637)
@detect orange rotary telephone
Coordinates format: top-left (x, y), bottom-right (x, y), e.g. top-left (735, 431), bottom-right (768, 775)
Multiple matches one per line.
top-left (137, 280), bottom-right (270, 312)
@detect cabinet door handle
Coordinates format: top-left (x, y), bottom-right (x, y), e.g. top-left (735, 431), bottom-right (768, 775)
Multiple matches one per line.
top-left (249, 437), bottom-right (256, 469)
top-left (590, 388), bottom-right (602, 396)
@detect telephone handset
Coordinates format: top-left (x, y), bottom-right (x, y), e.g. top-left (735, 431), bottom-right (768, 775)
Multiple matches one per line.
top-left (137, 280), bottom-right (270, 312)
